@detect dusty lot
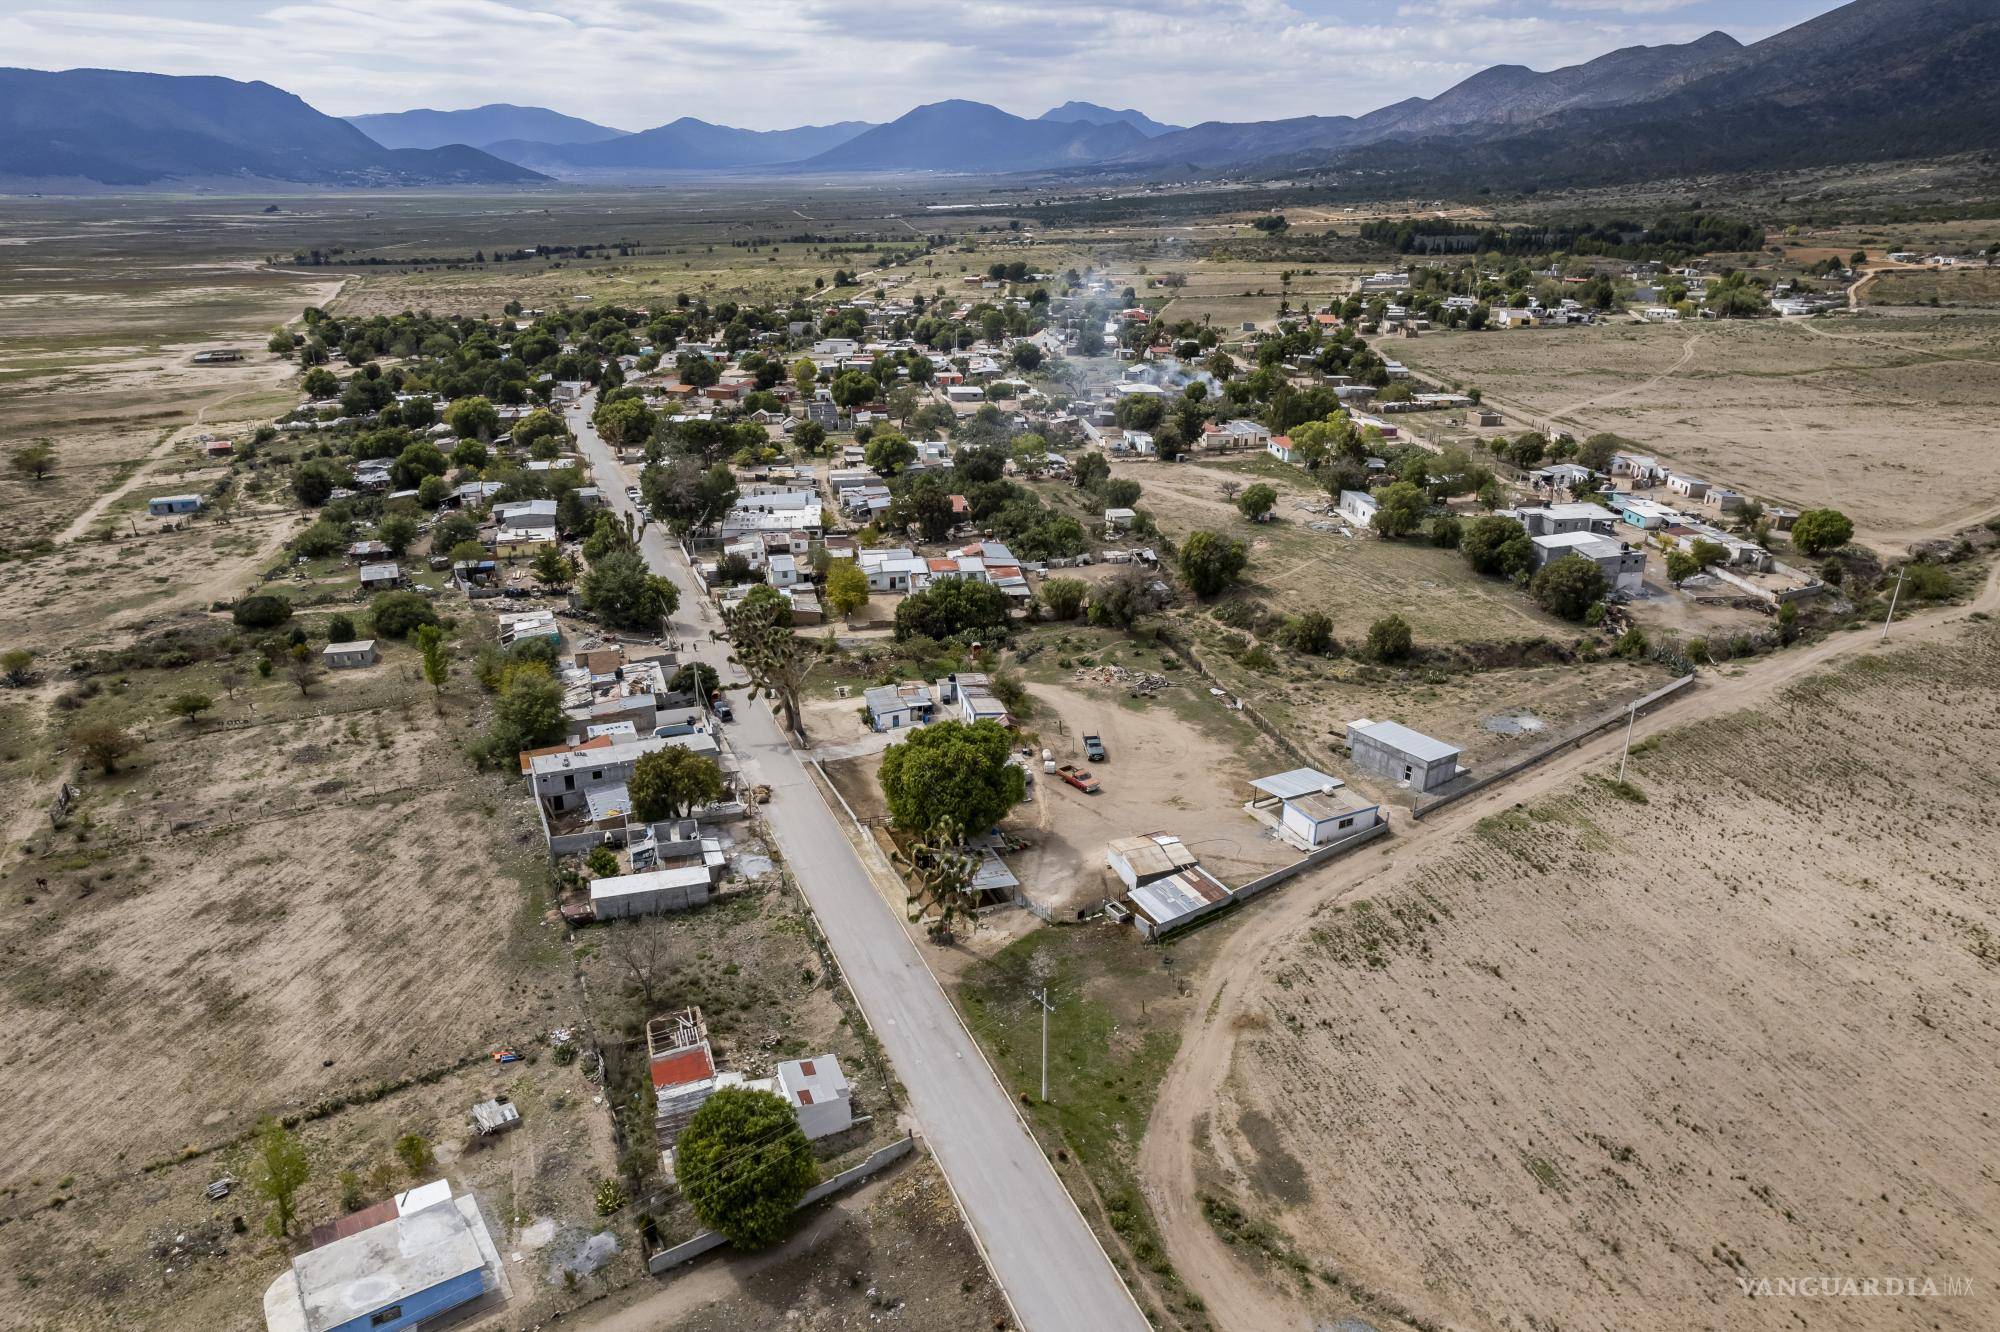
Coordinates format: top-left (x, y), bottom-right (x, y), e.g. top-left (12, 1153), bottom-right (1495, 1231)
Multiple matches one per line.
top-left (0, 615), bottom-right (587, 1329)
top-left (1393, 315), bottom-right (2000, 538)
top-left (1192, 619), bottom-right (2000, 1331)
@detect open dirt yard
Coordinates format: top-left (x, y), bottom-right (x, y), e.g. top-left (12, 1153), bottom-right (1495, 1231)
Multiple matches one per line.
top-left (1392, 315), bottom-right (2000, 540)
top-left (1167, 616), bottom-right (2000, 1331)
top-left (0, 614), bottom-right (588, 1329)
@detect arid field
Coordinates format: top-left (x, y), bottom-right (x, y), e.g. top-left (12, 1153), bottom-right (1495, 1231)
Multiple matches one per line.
top-left (1190, 619), bottom-right (2000, 1331)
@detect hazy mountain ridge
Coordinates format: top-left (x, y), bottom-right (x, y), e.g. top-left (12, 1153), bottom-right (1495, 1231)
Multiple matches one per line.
top-left (346, 103), bottom-right (627, 150)
top-left (0, 68), bottom-right (546, 187)
top-left (1039, 101), bottom-right (1181, 137)
top-left (495, 117), bottom-right (877, 176)
top-left (793, 101), bottom-right (1148, 173)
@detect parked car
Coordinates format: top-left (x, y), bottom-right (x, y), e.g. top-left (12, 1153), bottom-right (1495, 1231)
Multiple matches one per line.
top-left (1055, 764), bottom-right (1100, 794)
top-left (1082, 734), bottom-right (1107, 763)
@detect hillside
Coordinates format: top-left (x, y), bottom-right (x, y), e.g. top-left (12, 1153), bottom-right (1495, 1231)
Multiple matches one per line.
top-left (801, 100), bottom-right (1146, 173)
top-left (495, 117), bottom-right (876, 176)
top-left (346, 102), bottom-right (626, 150)
top-left (1040, 101), bottom-right (1181, 137)
top-left (0, 68), bottom-right (546, 188)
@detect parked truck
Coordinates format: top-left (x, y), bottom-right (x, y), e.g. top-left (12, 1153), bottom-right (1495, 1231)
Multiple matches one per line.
top-left (1082, 734), bottom-right (1107, 763)
top-left (1055, 764), bottom-right (1101, 794)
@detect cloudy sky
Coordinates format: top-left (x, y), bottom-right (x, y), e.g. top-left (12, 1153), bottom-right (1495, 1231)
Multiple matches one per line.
top-left (1, 0), bottom-right (1849, 130)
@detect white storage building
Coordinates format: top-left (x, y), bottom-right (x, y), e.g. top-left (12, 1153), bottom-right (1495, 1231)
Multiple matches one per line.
top-left (590, 865), bottom-right (714, 919)
top-left (1345, 719), bottom-right (1463, 794)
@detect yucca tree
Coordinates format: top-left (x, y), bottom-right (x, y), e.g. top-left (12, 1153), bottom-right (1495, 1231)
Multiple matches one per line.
top-left (893, 815), bottom-right (979, 945)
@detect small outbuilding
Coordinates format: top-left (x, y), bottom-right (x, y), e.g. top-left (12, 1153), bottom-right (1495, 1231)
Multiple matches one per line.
top-left (148, 494), bottom-right (203, 517)
top-left (1245, 768), bottom-right (1381, 850)
top-left (589, 865), bottom-right (714, 920)
top-left (357, 562), bottom-right (404, 592)
top-left (1345, 719), bottom-right (1463, 793)
top-left (1105, 833), bottom-right (1199, 892)
top-left (322, 639), bottom-right (378, 670)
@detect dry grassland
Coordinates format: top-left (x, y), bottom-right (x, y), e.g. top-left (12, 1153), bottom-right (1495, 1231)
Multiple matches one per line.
top-left (1393, 316), bottom-right (2000, 537)
top-left (1202, 621), bottom-right (2000, 1331)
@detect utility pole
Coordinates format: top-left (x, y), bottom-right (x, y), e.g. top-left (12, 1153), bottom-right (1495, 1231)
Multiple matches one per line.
top-left (1617, 703), bottom-right (1638, 784)
top-left (1881, 567), bottom-right (1906, 641)
top-left (1032, 988), bottom-right (1055, 1104)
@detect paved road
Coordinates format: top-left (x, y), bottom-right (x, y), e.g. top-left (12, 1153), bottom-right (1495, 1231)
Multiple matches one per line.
top-left (564, 398), bottom-right (1149, 1332)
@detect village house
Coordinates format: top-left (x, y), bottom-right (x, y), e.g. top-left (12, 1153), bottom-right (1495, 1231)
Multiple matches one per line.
top-left (322, 639), bottom-right (378, 670)
top-left (864, 681), bottom-right (935, 731)
top-left (1530, 531), bottom-right (1647, 594)
top-left (1244, 768), bottom-right (1382, 851)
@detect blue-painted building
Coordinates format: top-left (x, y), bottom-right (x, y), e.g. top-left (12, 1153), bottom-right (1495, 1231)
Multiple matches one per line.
top-left (147, 494), bottom-right (204, 517)
top-left (263, 1183), bottom-right (502, 1332)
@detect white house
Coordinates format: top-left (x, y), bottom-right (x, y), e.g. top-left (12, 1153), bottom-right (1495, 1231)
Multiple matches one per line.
top-left (776, 1055), bottom-right (853, 1140)
top-left (322, 639), bottom-right (378, 670)
top-left (1245, 768), bottom-right (1381, 850)
top-left (1338, 489), bottom-right (1379, 527)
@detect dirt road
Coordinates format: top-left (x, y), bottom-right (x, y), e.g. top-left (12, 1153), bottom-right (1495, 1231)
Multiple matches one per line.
top-left (1138, 563), bottom-right (2000, 1332)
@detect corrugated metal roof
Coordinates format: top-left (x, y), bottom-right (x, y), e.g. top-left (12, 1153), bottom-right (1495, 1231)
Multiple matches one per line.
top-left (1128, 866), bottom-right (1230, 928)
top-left (1350, 719), bottom-right (1460, 764)
top-left (1249, 768), bottom-right (1343, 800)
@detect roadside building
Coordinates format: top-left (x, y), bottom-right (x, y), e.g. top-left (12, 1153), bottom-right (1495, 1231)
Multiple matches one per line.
top-left (1530, 531), bottom-right (1647, 594)
top-left (776, 1056), bottom-right (853, 1140)
top-left (1345, 718), bottom-right (1463, 793)
top-left (262, 1181), bottom-right (505, 1332)
top-left (589, 865), bottom-right (714, 919)
top-left (1244, 768), bottom-right (1382, 850)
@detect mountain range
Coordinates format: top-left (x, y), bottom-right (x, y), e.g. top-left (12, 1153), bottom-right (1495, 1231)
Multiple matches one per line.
top-left (0, 67), bottom-right (545, 188)
top-left (344, 102), bottom-right (627, 151)
top-left (1, 0), bottom-right (1993, 191)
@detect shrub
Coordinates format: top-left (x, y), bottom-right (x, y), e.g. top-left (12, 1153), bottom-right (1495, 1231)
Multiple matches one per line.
top-left (1277, 610), bottom-right (1336, 656)
top-left (1790, 508), bottom-right (1853, 557)
top-left (1365, 615), bottom-right (1413, 663)
top-left (1529, 554), bottom-right (1609, 621)
top-left (675, 1089), bottom-right (817, 1248)
top-left (369, 590), bottom-right (438, 639)
top-left (232, 594), bottom-right (293, 630)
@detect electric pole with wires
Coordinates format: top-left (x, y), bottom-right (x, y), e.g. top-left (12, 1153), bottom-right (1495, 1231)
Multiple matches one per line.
top-left (1033, 987), bottom-right (1055, 1103)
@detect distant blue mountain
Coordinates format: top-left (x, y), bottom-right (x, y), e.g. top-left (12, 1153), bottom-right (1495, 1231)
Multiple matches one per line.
top-left (0, 68), bottom-right (546, 187)
top-left (490, 117), bottom-right (877, 176)
top-left (347, 103), bottom-right (627, 151)
top-left (1039, 101), bottom-right (1181, 138)
top-left (797, 101), bottom-right (1146, 173)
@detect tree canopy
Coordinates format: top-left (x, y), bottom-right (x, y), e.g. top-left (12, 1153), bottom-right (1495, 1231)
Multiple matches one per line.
top-left (1177, 530), bottom-right (1248, 598)
top-left (878, 719), bottom-right (1024, 836)
top-left (1529, 553), bottom-right (1608, 620)
top-left (893, 578), bottom-right (1009, 642)
top-left (676, 1088), bottom-right (818, 1250)
top-left (582, 548), bottom-right (679, 630)
top-left (629, 747), bottom-right (725, 822)
top-left (1790, 508), bottom-right (1853, 556)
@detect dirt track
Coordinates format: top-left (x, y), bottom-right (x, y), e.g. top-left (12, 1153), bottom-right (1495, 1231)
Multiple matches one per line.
top-left (1138, 561), bottom-right (2000, 1332)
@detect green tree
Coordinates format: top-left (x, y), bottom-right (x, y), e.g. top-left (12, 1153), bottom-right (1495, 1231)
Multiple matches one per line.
top-left (377, 513), bottom-right (419, 556)
top-left (292, 460), bottom-right (341, 506)
top-left (301, 367), bottom-right (339, 398)
top-left (586, 845), bottom-right (619, 877)
top-left (894, 579), bottom-right (1009, 642)
top-left (793, 420), bottom-right (827, 456)
top-left (642, 458), bottom-right (738, 536)
top-left (593, 395), bottom-right (656, 448)
top-left (9, 439), bottom-right (56, 482)
top-left (582, 548), bottom-right (679, 630)
top-left (1365, 614), bottom-right (1414, 664)
top-left (416, 624), bottom-right (449, 706)
top-left (286, 642), bottom-right (322, 696)
top-left (1038, 577), bottom-right (1087, 621)
top-left (1429, 513), bottom-right (1463, 549)
top-left (825, 559), bottom-right (869, 620)
top-left (166, 692), bottom-right (216, 724)
top-left (1460, 515), bottom-right (1534, 577)
top-left (628, 747), bottom-right (726, 821)
top-left (252, 1118), bottom-right (311, 1237)
top-left (1665, 549), bottom-right (1700, 583)
top-left (531, 544), bottom-right (576, 588)
top-left (1235, 483), bottom-right (1278, 521)
top-left (483, 666), bottom-right (566, 762)
top-left (1177, 530), bottom-right (1248, 599)
top-left (391, 441), bottom-right (448, 490)
top-left (863, 431), bottom-right (917, 475)
top-left (370, 590), bottom-right (438, 639)
top-left (668, 662), bottom-right (720, 698)
top-left (1529, 554), bottom-right (1608, 621)
top-left (726, 584), bottom-right (811, 739)
top-left (1369, 481), bottom-right (1427, 538)
top-left (1790, 508), bottom-right (1853, 556)
top-left (444, 396), bottom-right (501, 440)
top-left (676, 1089), bottom-right (818, 1250)
top-left (878, 719), bottom-right (1025, 835)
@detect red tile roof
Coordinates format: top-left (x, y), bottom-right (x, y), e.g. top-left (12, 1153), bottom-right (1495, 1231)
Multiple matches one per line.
top-left (649, 1044), bottom-right (716, 1089)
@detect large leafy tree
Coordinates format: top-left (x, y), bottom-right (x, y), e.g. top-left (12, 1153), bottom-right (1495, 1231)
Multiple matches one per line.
top-left (1460, 515), bottom-right (1534, 578)
top-left (878, 719), bottom-right (1024, 836)
top-left (445, 396), bottom-right (500, 441)
top-left (726, 584), bottom-right (811, 739)
top-left (1177, 530), bottom-right (1248, 598)
top-left (582, 548), bottom-right (679, 630)
top-left (676, 1089), bottom-right (818, 1249)
top-left (1529, 553), bottom-right (1609, 621)
top-left (628, 747), bottom-right (725, 822)
top-left (893, 578), bottom-right (1009, 642)
top-left (1790, 508), bottom-right (1853, 556)
top-left (1369, 481), bottom-right (1427, 538)
top-left (824, 560), bottom-right (869, 620)
top-left (641, 457), bottom-right (738, 535)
